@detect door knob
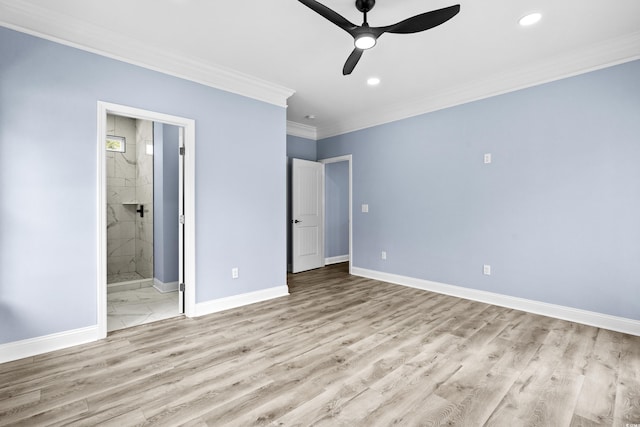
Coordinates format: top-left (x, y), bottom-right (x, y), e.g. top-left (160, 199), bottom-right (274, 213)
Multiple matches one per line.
top-left (294, 219), bottom-right (302, 224)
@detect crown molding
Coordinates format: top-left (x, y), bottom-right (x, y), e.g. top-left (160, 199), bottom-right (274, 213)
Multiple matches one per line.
top-left (2, 0), bottom-right (638, 137)
top-left (286, 121), bottom-right (318, 140)
top-left (0, 1), bottom-right (295, 108)
top-left (317, 31), bottom-right (640, 139)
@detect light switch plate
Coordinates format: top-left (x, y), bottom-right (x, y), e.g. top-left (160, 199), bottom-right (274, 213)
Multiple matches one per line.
top-left (483, 264), bottom-right (491, 275)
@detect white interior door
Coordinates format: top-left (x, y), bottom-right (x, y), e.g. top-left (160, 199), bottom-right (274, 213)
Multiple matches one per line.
top-left (292, 158), bottom-right (325, 273)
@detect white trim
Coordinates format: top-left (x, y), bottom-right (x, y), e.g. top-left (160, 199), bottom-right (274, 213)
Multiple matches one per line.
top-left (97, 102), bottom-right (197, 340)
top-left (183, 118), bottom-right (197, 319)
top-left (194, 286), bottom-right (290, 317)
top-left (319, 155), bottom-right (352, 164)
top-left (316, 33), bottom-right (640, 139)
top-left (0, 2), bottom-right (294, 108)
top-left (351, 267), bottom-right (640, 336)
top-left (287, 121), bottom-right (318, 140)
top-left (319, 155), bottom-right (353, 275)
top-left (325, 255), bottom-right (349, 265)
top-left (0, 326), bottom-right (98, 364)
top-left (96, 105), bottom-right (108, 340)
top-left (153, 278), bottom-right (179, 293)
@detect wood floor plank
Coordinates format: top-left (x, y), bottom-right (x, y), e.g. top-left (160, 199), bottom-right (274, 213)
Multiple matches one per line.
top-left (614, 377), bottom-right (640, 426)
top-left (572, 328), bottom-right (622, 425)
top-left (570, 413), bottom-right (605, 427)
top-left (271, 374), bottom-right (369, 425)
top-left (620, 334), bottom-right (640, 381)
top-left (471, 318), bottom-right (579, 426)
top-left (66, 408), bottom-right (148, 427)
top-left (2, 400), bottom-right (89, 427)
top-left (0, 390), bottom-right (40, 413)
top-left (0, 263), bottom-right (638, 426)
top-left (431, 336), bottom-right (522, 425)
top-left (349, 375), bottom-right (457, 426)
top-left (525, 368), bottom-right (585, 427)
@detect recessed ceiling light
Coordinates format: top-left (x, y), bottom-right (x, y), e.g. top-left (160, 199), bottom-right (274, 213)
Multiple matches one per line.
top-left (519, 12), bottom-right (542, 26)
top-left (367, 77), bottom-right (381, 86)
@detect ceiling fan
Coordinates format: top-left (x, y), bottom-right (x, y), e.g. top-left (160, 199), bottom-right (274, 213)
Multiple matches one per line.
top-left (299, 0), bottom-right (461, 75)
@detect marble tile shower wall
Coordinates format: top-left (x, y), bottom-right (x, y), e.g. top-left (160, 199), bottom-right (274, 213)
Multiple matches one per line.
top-left (106, 115), bottom-right (153, 282)
top-left (135, 120), bottom-right (154, 279)
top-left (107, 115), bottom-right (137, 279)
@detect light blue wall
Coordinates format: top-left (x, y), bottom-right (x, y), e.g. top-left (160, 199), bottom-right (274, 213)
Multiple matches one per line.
top-left (286, 135), bottom-right (317, 161)
top-left (0, 27), bottom-right (287, 344)
top-left (318, 59), bottom-right (640, 320)
top-left (153, 123), bottom-right (180, 284)
top-left (324, 161), bottom-right (349, 258)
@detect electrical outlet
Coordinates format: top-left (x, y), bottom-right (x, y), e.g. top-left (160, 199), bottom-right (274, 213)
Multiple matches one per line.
top-left (483, 264), bottom-right (491, 275)
top-left (362, 204), bottom-right (369, 213)
top-left (484, 153), bottom-right (492, 164)
top-left (381, 251), bottom-right (387, 260)
top-left (232, 267), bottom-right (239, 279)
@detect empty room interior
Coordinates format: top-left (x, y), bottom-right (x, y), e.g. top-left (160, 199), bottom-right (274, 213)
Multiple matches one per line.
top-left (0, 0), bottom-right (639, 425)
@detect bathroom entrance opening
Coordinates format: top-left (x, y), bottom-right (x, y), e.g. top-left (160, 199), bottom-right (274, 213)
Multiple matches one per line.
top-left (97, 102), bottom-right (195, 338)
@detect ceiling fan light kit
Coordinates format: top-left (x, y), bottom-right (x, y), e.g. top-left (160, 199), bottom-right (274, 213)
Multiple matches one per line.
top-left (299, 0), bottom-right (461, 75)
top-left (355, 32), bottom-right (376, 50)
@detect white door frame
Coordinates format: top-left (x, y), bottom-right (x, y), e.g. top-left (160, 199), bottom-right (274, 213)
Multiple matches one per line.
top-left (96, 102), bottom-right (196, 338)
top-left (319, 155), bottom-right (352, 275)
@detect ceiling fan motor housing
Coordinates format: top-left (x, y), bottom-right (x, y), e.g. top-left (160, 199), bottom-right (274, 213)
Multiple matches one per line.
top-left (356, 0), bottom-right (375, 13)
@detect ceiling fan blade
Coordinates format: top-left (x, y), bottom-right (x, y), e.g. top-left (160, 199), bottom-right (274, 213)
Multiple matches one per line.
top-left (343, 48), bottom-right (364, 75)
top-left (299, 0), bottom-right (358, 33)
top-left (379, 4), bottom-right (460, 34)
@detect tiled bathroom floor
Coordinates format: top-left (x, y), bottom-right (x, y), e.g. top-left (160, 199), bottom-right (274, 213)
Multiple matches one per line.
top-left (107, 286), bottom-right (181, 332)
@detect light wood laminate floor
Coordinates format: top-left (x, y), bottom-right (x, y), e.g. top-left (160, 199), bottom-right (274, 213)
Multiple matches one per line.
top-left (1, 263), bottom-right (639, 426)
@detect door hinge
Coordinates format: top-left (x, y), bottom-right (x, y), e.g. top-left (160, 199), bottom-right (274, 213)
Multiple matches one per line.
top-left (179, 283), bottom-right (185, 292)
top-left (179, 146), bottom-right (185, 156)
top-left (179, 215), bottom-right (185, 224)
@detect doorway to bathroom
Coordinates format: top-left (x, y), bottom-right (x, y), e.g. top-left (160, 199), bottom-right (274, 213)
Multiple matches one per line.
top-left (105, 114), bottom-right (177, 331)
top-left (97, 102), bottom-right (196, 338)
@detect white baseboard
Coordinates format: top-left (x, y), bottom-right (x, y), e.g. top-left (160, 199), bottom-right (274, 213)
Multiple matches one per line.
top-left (153, 278), bottom-right (179, 293)
top-left (351, 267), bottom-right (640, 336)
top-left (0, 285), bottom-right (290, 364)
top-left (0, 326), bottom-right (99, 364)
top-left (194, 285), bottom-right (290, 317)
top-left (325, 255), bottom-right (349, 265)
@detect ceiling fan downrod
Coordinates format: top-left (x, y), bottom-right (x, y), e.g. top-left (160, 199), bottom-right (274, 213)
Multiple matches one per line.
top-left (355, 0), bottom-right (375, 24)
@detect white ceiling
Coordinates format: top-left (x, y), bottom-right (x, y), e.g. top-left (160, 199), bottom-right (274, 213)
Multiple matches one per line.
top-left (1, 0), bottom-right (639, 139)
